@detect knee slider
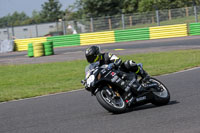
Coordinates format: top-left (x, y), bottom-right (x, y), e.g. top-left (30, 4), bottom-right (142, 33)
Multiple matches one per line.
top-left (129, 60), bottom-right (137, 67)
top-left (128, 60), bottom-right (138, 72)
top-left (124, 60), bottom-right (131, 69)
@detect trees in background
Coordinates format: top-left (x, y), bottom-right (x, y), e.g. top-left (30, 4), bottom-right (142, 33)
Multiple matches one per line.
top-left (75, 0), bottom-right (122, 17)
top-left (0, 12), bottom-right (30, 27)
top-left (75, 0), bottom-right (200, 16)
top-left (0, 0), bottom-right (64, 28)
top-left (40, 0), bottom-right (64, 22)
top-left (138, 0), bottom-right (200, 12)
top-left (1, 0), bottom-right (200, 28)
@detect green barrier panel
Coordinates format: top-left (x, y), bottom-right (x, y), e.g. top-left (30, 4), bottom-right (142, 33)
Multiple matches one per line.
top-left (47, 34), bottom-right (80, 47)
top-left (114, 28), bottom-right (150, 42)
top-left (189, 23), bottom-right (200, 35)
top-left (28, 43), bottom-right (34, 57)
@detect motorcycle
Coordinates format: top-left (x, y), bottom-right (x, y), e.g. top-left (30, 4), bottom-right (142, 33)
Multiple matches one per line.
top-left (81, 62), bottom-right (170, 114)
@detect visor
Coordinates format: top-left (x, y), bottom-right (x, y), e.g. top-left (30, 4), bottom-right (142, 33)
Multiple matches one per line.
top-left (86, 55), bottom-right (97, 63)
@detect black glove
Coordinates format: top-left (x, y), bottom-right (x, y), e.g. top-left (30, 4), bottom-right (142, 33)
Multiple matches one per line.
top-left (138, 67), bottom-right (149, 79)
top-left (107, 63), bottom-right (115, 70)
top-left (142, 75), bottom-right (150, 82)
top-left (85, 86), bottom-right (91, 91)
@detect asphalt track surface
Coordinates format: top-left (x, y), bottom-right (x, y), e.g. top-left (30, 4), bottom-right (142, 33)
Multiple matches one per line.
top-left (1, 35), bottom-right (200, 64)
top-left (0, 67), bottom-right (200, 133)
top-left (0, 36), bottom-right (200, 133)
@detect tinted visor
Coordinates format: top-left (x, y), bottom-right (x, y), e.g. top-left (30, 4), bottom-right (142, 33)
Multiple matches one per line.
top-left (86, 54), bottom-right (97, 63)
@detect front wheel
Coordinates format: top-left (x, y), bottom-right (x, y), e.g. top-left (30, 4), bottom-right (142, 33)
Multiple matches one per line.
top-left (150, 78), bottom-right (170, 106)
top-left (96, 87), bottom-right (126, 114)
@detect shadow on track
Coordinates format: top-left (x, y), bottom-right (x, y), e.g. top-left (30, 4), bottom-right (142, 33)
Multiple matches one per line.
top-left (132, 100), bottom-right (179, 111)
top-left (111, 100), bottom-right (179, 115)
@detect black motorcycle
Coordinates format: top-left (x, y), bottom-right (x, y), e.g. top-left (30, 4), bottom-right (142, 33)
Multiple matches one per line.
top-left (81, 62), bottom-right (170, 114)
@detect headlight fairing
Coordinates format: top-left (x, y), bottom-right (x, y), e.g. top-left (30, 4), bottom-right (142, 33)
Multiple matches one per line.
top-left (86, 75), bottom-right (95, 87)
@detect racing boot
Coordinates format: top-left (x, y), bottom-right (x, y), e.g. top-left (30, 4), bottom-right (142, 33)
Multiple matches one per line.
top-left (123, 85), bottom-right (136, 106)
top-left (110, 74), bottom-right (135, 105)
top-left (132, 81), bottom-right (147, 93)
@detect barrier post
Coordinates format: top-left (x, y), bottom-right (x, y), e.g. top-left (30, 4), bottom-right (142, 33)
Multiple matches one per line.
top-left (108, 17), bottom-right (112, 30)
top-left (7, 27), bottom-right (10, 40)
top-left (168, 9), bottom-right (172, 20)
top-left (185, 7), bottom-right (189, 17)
top-left (35, 24), bottom-right (38, 37)
top-left (129, 16), bottom-right (132, 27)
top-left (122, 14), bottom-right (125, 29)
top-left (62, 21), bottom-right (66, 35)
top-left (194, 6), bottom-right (198, 22)
top-left (156, 10), bottom-right (160, 26)
top-left (11, 26), bottom-right (15, 39)
top-left (90, 17), bottom-right (94, 32)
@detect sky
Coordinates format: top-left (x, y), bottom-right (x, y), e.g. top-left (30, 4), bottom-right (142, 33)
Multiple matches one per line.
top-left (0, 0), bottom-right (76, 17)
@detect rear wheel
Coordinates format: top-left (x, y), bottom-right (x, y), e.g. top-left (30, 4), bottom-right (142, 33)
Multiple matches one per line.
top-left (96, 87), bottom-right (126, 114)
top-left (150, 78), bottom-right (170, 106)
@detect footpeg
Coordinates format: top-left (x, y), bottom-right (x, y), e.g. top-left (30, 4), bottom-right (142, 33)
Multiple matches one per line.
top-left (125, 97), bottom-right (135, 106)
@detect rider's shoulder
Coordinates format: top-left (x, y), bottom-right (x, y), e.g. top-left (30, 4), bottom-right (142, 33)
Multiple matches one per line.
top-left (104, 52), bottom-right (114, 58)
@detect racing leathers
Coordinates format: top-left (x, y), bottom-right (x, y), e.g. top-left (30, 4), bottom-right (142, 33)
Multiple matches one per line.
top-left (98, 53), bottom-right (148, 97)
top-left (98, 52), bottom-right (148, 79)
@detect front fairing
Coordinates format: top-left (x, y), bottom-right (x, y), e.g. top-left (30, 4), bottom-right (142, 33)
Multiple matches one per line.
top-left (84, 62), bottom-right (100, 89)
top-left (84, 62), bottom-right (113, 93)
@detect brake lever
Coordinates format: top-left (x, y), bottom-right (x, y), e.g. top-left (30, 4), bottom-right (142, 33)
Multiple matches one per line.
top-left (81, 80), bottom-right (86, 85)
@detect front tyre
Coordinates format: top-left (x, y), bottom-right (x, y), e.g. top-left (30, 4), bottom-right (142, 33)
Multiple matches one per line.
top-left (96, 88), bottom-right (126, 114)
top-left (150, 78), bottom-right (170, 106)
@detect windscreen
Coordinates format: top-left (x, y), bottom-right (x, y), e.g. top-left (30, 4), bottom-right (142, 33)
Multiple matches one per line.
top-left (85, 61), bottom-right (100, 75)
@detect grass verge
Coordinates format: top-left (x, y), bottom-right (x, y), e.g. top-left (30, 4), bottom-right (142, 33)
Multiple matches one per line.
top-left (1, 49), bottom-right (200, 102)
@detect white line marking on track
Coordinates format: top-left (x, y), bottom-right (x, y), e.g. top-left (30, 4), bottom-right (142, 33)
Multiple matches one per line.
top-left (0, 89), bottom-right (84, 105)
top-left (159, 66), bottom-right (200, 77)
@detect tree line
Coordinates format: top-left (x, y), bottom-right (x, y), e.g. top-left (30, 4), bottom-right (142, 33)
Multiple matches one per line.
top-left (0, 0), bottom-right (199, 28)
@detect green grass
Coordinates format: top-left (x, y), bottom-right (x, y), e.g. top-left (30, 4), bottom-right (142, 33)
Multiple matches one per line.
top-left (1, 49), bottom-right (200, 102)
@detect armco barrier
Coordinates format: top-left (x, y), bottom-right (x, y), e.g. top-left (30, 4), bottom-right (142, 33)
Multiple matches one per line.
top-left (189, 23), bottom-right (200, 35)
top-left (80, 31), bottom-right (115, 45)
top-left (47, 34), bottom-right (80, 47)
top-left (14, 37), bottom-right (47, 51)
top-left (114, 28), bottom-right (150, 42)
top-left (149, 24), bottom-right (188, 39)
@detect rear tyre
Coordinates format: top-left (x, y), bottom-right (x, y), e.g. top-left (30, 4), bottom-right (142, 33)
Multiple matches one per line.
top-left (150, 78), bottom-right (170, 106)
top-left (96, 87), bottom-right (126, 114)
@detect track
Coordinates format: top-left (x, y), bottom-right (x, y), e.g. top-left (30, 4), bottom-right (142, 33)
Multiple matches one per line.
top-left (0, 36), bottom-right (200, 64)
top-left (0, 67), bottom-right (200, 133)
top-left (0, 36), bottom-right (200, 133)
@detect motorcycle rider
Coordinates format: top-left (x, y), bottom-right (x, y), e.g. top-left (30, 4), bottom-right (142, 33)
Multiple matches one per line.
top-left (85, 45), bottom-right (149, 104)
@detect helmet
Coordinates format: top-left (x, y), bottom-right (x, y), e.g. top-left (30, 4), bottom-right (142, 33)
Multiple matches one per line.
top-left (85, 46), bottom-right (100, 63)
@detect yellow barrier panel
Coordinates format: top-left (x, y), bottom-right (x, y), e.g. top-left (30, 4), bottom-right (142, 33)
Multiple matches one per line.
top-left (150, 24), bottom-right (188, 39)
top-left (80, 31), bottom-right (115, 45)
top-left (14, 37), bottom-right (47, 51)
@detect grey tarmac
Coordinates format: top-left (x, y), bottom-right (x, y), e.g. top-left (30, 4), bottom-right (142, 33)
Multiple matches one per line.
top-left (1, 36), bottom-right (200, 64)
top-left (0, 36), bottom-right (200, 133)
top-left (0, 67), bottom-right (200, 133)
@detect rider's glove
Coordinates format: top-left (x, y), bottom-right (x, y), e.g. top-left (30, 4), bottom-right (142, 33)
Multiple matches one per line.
top-left (85, 84), bottom-right (91, 91)
top-left (142, 75), bottom-right (150, 82)
top-left (81, 80), bottom-right (90, 91)
top-left (107, 63), bottom-right (115, 70)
